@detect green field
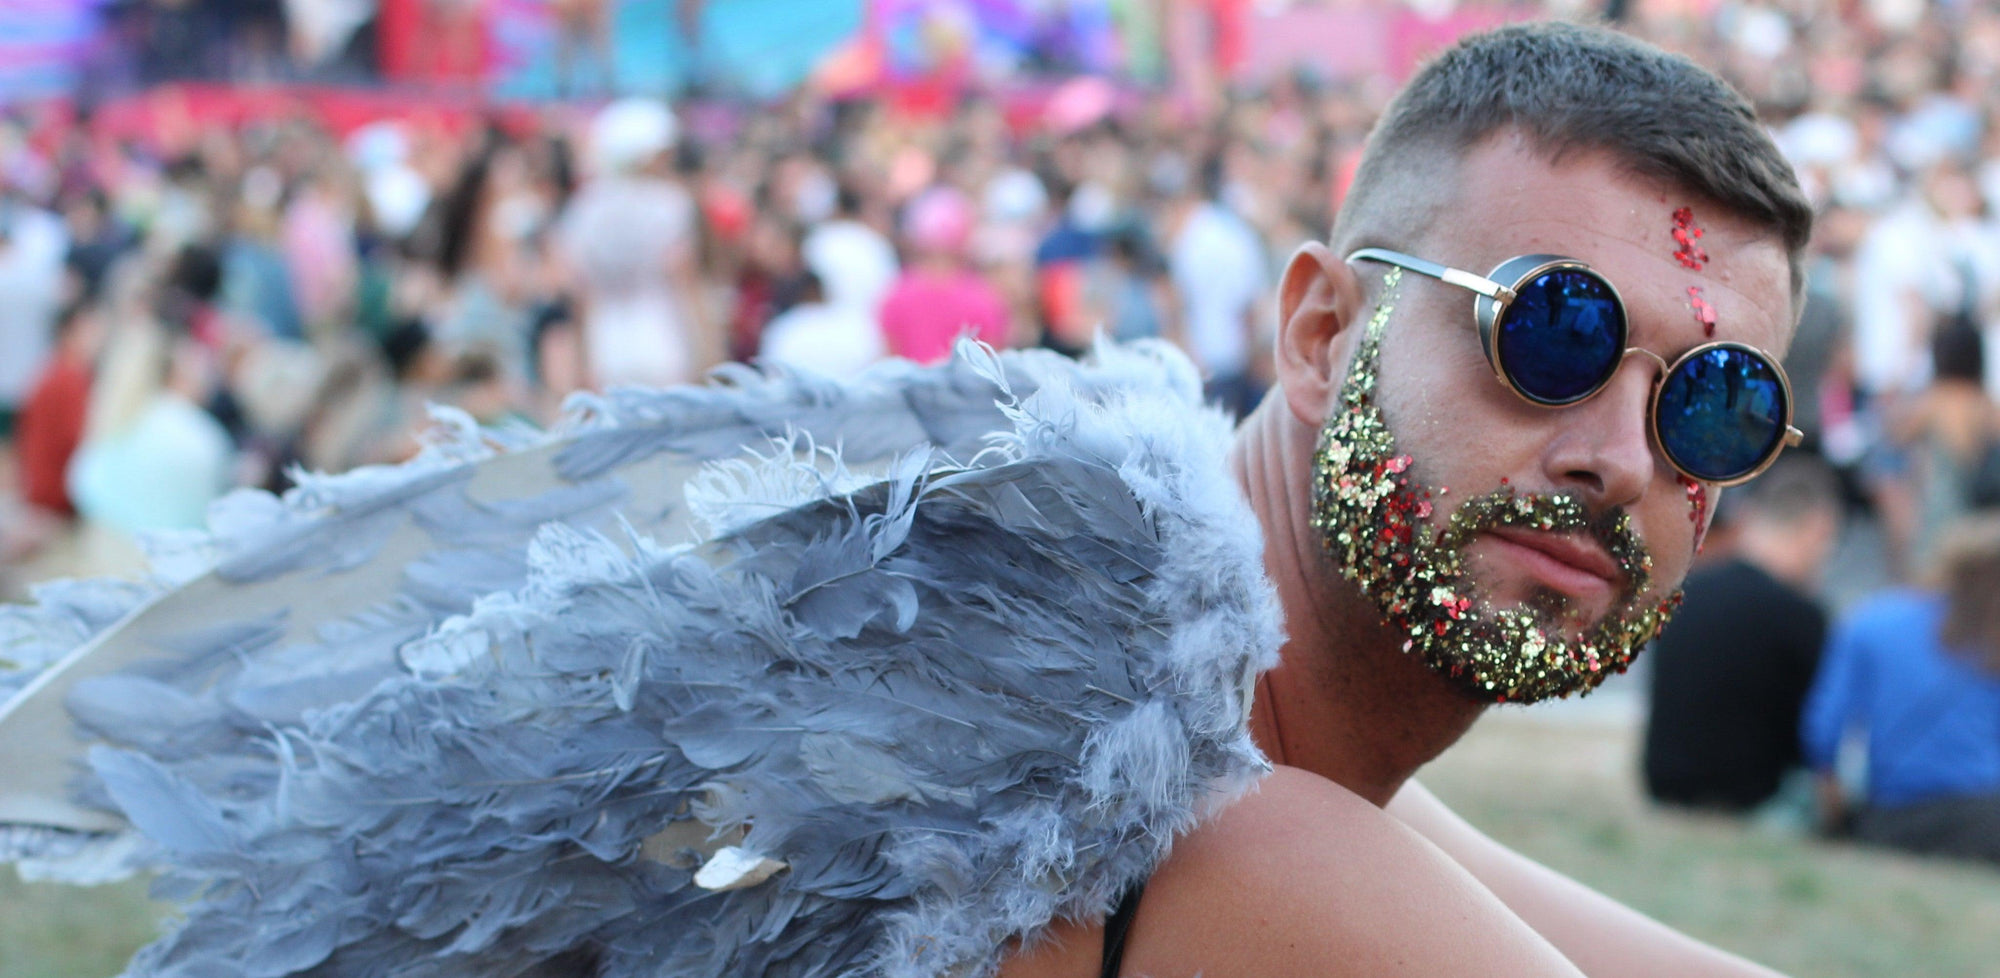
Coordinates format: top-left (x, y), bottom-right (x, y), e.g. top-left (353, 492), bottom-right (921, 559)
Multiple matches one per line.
top-left (4, 711), bottom-right (1997, 977)
top-left (1422, 712), bottom-right (2000, 978)
top-left (0, 870), bottom-right (167, 978)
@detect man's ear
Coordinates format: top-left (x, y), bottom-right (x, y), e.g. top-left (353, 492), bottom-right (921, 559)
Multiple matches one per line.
top-left (1274, 242), bottom-right (1364, 428)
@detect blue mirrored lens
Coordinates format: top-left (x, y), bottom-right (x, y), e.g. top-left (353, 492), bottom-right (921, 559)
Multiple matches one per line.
top-left (1657, 347), bottom-right (1787, 481)
top-left (1495, 268), bottom-right (1625, 403)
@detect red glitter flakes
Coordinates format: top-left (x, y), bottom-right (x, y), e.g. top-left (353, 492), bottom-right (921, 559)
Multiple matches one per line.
top-left (1686, 286), bottom-right (1717, 338)
top-left (1670, 207), bottom-right (1708, 270)
top-left (1681, 476), bottom-right (1710, 553)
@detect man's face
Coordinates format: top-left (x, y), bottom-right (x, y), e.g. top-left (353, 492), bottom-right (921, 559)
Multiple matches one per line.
top-left (1312, 134), bottom-right (1795, 702)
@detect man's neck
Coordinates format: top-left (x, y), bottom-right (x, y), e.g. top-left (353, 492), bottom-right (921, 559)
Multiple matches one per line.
top-left (1230, 394), bottom-right (1487, 807)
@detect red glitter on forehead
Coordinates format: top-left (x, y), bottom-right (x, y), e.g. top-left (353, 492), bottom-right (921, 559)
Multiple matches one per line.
top-left (1671, 207), bottom-right (1708, 270)
top-left (1687, 286), bottom-right (1717, 338)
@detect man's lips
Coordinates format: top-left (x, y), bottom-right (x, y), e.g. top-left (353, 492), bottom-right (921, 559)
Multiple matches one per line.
top-left (1483, 527), bottom-right (1623, 602)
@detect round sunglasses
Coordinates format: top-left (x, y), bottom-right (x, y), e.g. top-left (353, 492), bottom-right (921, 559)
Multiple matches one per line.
top-left (1347, 248), bottom-right (1804, 486)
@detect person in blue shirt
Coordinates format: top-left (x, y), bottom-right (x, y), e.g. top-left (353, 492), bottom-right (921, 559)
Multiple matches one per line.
top-left (1802, 513), bottom-right (2000, 863)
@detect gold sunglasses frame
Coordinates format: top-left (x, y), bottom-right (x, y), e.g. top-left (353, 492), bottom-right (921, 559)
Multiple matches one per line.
top-left (1346, 247), bottom-right (1806, 487)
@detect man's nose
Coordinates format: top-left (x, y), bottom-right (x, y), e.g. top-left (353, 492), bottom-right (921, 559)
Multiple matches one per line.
top-left (1540, 352), bottom-right (1661, 508)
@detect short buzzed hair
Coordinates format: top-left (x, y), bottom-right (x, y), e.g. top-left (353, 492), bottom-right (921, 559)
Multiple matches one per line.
top-left (1335, 22), bottom-right (1813, 303)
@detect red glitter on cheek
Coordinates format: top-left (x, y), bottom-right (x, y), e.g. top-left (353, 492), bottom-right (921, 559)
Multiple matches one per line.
top-left (1687, 286), bottom-right (1717, 338)
top-left (1681, 476), bottom-right (1710, 553)
top-left (1671, 207), bottom-right (1709, 270)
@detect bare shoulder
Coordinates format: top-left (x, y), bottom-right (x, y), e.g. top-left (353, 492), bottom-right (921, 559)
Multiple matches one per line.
top-left (996, 766), bottom-right (1582, 978)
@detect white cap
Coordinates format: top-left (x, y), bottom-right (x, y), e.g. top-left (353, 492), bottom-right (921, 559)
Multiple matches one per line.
top-left (590, 98), bottom-right (678, 175)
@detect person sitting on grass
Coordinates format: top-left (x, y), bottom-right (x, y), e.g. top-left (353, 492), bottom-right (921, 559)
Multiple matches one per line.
top-left (1803, 513), bottom-right (2000, 865)
top-left (1644, 454), bottom-right (1840, 821)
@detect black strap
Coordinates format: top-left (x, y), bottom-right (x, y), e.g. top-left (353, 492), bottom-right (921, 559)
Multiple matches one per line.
top-left (1099, 879), bottom-right (1148, 978)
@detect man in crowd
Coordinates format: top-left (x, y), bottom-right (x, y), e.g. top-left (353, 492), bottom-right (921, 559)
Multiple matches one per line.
top-left (1644, 455), bottom-right (1840, 817)
top-left (1160, 153), bottom-right (1269, 418)
top-left (1003, 22), bottom-right (1805, 976)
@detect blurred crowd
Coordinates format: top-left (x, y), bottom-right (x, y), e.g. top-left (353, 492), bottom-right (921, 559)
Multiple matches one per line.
top-left (5, 0), bottom-right (2000, 867)
top-left (0, 69), bottom-right (1310, 570)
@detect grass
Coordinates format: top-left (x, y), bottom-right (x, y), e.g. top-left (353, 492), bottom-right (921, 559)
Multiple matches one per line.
top-left (0, 872), bottom-right (167, 978)
top-left (4, 712), bottom-right (1999, 976)
top-left (1422, 711), bottom-right (2000, 978)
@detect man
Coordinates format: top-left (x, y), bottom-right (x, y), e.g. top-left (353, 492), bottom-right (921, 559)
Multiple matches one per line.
top-left (1003, 22), bottom-right (1808, 977)
top-left (1644, 455), bottom-right (1839, 815)
top-left (0, 23), bottom-right (1809, 978)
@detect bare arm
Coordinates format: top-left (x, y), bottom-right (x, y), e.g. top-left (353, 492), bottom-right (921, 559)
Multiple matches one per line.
top-left (999, 767), bottom-right (1585, 978)
top-left (666, 241), bottom-right (725, 376)
top-left (1387, 779), bottom-right (1787, 978)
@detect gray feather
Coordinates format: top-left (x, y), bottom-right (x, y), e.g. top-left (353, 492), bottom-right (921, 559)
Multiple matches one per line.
top-left (1, 339), bottom-right (1280, 978)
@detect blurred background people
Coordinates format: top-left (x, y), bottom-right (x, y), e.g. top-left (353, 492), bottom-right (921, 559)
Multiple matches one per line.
top-left (556, 98), bottom-right (708, 390)
top-left (14, 298), bottom-right (101, 524)
top-left (1644, 456), bottom-right (1843, 822)
top-left (1160, 153), bottom-right (1268, 417)
top-left (66, 317), bottom-right (232, 539)
top-left (1803, 514), bottom-right (2000, 865)
top-left (878, 185), bottom-right (1008, 364)
top-left (801, 184), bottom-right (898, 329)
top-left (0, 185), bottom-right (70, 436)
top-left (758, 270), bottom-right (883, 381)
top-left (1884, 322), bottom-right (2000, 568)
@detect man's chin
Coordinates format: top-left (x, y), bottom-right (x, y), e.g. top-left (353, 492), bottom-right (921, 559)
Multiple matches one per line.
top-left (1404, 600), bottom-right (1652, 704)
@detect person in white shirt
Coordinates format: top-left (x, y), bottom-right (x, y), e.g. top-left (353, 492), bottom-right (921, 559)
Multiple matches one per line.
top-left (0, 193), bottom-right (69, 431)
top-left (758, 271), bottom-right (885, 381)
top-left (1160, 160), bottom-right (1270, 417)
top-left (556, 98), bottom-right (709, 390)
top-left (801, 186), bottom-right (899, 323)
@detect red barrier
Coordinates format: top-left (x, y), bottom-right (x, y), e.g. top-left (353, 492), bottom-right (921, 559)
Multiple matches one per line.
top-left (45, 84), bottom-right (559, 153)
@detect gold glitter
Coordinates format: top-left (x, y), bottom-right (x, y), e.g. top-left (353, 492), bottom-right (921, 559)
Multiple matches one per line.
top-left (1309, 270), bottom-right (1683, 703)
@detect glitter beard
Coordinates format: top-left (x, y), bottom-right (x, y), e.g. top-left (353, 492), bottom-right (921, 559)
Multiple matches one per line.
top-left (1310, 270), bottom-right (1684, 703)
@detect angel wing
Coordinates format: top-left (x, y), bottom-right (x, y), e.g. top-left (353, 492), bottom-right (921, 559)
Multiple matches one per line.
top-left (0, 340), bottom-right (1281, 978)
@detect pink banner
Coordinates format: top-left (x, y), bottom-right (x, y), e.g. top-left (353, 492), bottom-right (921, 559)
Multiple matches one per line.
top-left (1239, 2), bottom-right (1534, 86)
